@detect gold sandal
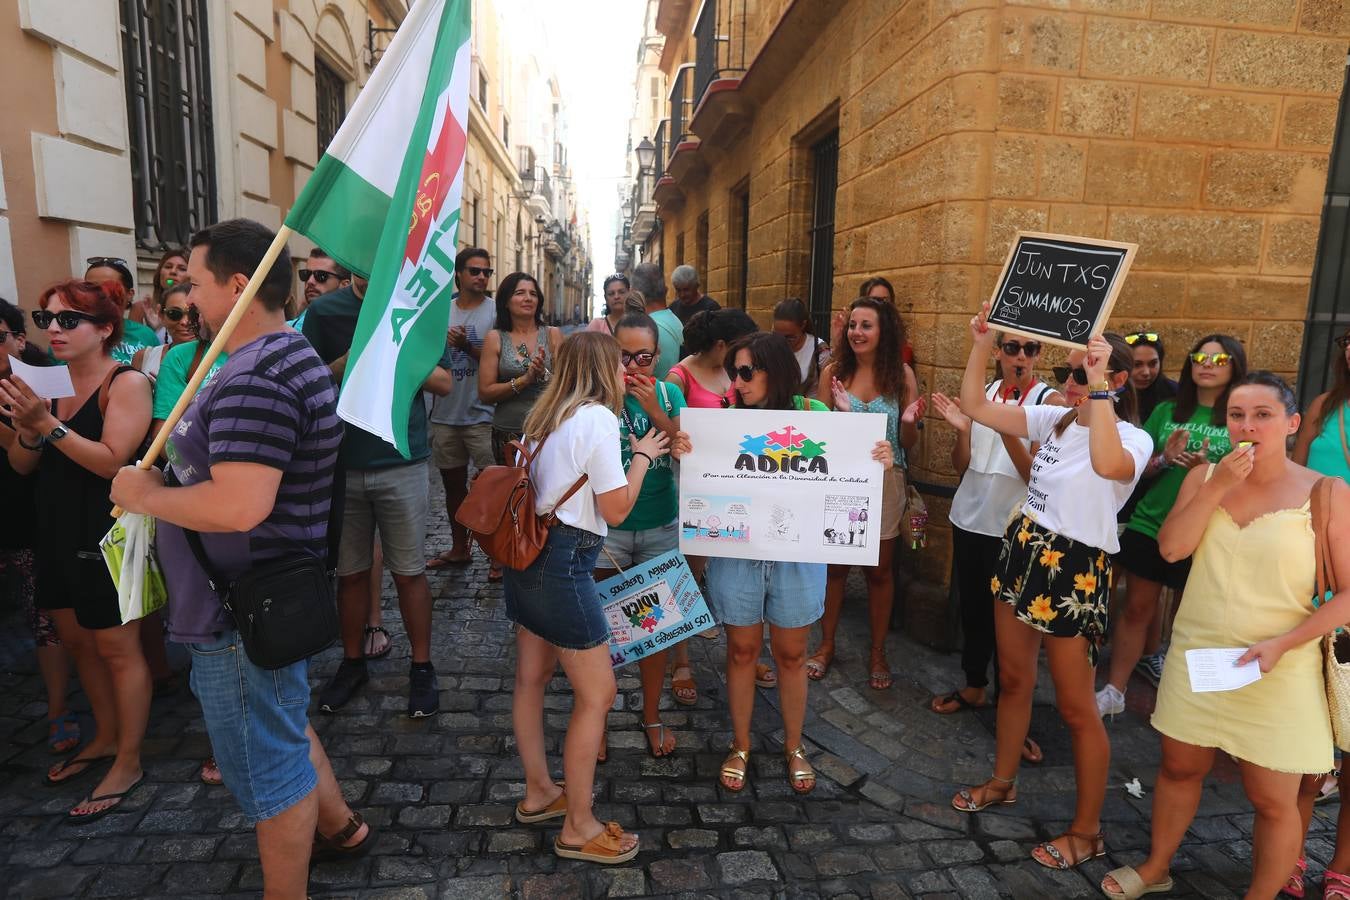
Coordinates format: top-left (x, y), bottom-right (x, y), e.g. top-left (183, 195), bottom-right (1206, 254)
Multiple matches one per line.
top-left (785, 744), bottom-right (816, 794)
top-left (951, 774), bottom-right (1017, 812)
top-left (719, 746), bottom-right (750, 792)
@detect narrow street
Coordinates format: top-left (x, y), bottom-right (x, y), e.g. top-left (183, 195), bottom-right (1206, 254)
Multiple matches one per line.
top-left (0, 470), bottom-right (1328, 899)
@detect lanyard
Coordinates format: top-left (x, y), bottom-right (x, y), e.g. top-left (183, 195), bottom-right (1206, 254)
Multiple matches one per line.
top-left (998, 380), bottom-right (1036, 406)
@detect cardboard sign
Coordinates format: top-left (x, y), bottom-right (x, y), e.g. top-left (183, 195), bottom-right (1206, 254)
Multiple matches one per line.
top-left (678, 408), bottom-right (887, 566)
top-left (596, 550), bottom-right (714, 669)
top-left (986, 232), bottom-right (1137, 349)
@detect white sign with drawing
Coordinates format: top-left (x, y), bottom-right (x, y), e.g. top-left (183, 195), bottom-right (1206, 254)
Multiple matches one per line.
top-left (678, 408), bottom-right (887, 565)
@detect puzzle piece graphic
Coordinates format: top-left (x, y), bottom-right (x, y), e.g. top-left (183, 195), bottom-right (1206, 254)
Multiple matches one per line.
top-left (763, 446), bottom-right (799, 466)
top-left (739, 434), bottom-right (772, 455)
top-left (766, 426), bottom-right (806, 449)
top-left (798, 438), bottom-right (827, 458)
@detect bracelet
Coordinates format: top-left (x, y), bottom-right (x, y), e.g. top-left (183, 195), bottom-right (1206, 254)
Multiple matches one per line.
top-left (509, 377), bottom-right (521, 395)
top-left (17, 434), bottom-right (44, 451)
top-left (1089, 380), bottom-right (1111, 392)
top-left (632, 451), bottom-right (654, 469)
top-left (1088, 390), bottom-right (1113, 401)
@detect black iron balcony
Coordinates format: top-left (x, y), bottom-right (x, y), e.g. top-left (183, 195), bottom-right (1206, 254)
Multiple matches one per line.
top-left (693, 0), bottom-right (747, 108)
top-left (668, 65), bottom-right (695, 164)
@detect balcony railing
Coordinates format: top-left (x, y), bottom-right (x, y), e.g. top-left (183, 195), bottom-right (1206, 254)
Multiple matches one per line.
top-left (653, 119), bottom-right (668, 178)
top-left (693, 0), bottom-right (747, 108)
top-left (668, 65), bottom-right (695, 163)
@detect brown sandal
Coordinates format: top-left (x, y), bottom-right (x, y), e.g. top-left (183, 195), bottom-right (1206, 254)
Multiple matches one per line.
top-left (670, 666), bottom-right (697, 706)
top-left (1032, 829), bottom-right (1106, 870)
top-left (952, 775), bottom-right (1017, 812)
top-left (868, 647), bottom-right (893, 690)
top-left (311, 810), bottom-right (375, 864)
top-left (515, 785), bottom-right (567, 824)
top-left (553, 821), bottom-right (639, 864)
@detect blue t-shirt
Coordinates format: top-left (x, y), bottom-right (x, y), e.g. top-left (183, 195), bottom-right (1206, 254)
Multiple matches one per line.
top-left (157, 331), bottom-right (342, 643)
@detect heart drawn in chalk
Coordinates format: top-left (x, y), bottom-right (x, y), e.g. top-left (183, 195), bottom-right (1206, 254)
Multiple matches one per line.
top-left (1066, 318), bottom-right (1091, 338)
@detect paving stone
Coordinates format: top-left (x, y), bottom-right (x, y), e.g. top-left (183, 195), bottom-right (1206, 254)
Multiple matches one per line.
top-left (437, 875), bottom-right (514, 899)
top-left (648, 858), bottom-right (713, 891)
top-left (592, 867), bottom-right (646, 898)
top-left (716, 850), bottom-right (780, 885)
top-left (814, 848), bottom-right (878, 876)
top-left (667, 827), bottom-right (721, 849)
top-left (84, 864), bottom-right (165, 897)
top-left (161, 862), bottom-right (241, 895)
top-left (924, 840), bottom-right (986, 866)
top-left (520, 872), bottom-right (585, 900)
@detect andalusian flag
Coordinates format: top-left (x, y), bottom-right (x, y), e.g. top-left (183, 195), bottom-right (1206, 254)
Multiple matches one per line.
top-left (285, 0), bottom-right (470, 456)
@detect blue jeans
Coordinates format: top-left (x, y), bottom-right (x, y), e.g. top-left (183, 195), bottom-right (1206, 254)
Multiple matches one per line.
top-left (504, 525), bottom-right (607, 650)
top-left (189, 630), bottom-right (316, 823)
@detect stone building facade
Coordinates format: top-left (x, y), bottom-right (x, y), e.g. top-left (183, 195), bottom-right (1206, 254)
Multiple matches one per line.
top-left (634, 0), bottom-right (1350, 643)
top-left (1, 0), bottom-right (590, 322)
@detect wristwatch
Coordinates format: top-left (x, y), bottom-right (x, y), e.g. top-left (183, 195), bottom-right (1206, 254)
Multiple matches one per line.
top-left (48, 424), bottom-right (70, 442)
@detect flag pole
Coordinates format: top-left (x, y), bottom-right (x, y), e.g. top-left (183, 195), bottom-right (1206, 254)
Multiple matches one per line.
top-left (112, 225), bottom-right (294, 517)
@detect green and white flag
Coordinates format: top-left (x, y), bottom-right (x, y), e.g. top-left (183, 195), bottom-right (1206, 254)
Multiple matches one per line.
top-left (285, 0), bottom-right (471, 456)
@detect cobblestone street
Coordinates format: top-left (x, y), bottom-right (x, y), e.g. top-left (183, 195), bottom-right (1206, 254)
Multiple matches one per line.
top-left (0, 471), bottom-right (1338, 899)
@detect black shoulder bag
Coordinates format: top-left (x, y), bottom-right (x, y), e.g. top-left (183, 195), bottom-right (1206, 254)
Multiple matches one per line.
top-left (178, 465), bottom-right (344, 669)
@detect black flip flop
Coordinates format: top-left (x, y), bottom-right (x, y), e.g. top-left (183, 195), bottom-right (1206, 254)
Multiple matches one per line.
top-left (44, 752), bottom-right (115, 787)
top-left (64, 772), bottom-right (145, 825)
top-left (929, 691), bottom-right (990, 715)
top-left (362, 625), bottom-right (392, 659)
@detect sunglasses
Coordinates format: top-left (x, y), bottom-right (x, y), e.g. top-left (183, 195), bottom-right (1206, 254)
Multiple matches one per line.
top-left (1334, 334), bottom-right (1350, 350)
top-left (33, 309), bottom-right (102, 330)
top-left (1052, 365), bottom-right (1123, 386)
top-left (1000, 340), bottom-right (1041, 357)
top-left (731, 365), bottom-right (764, 383)
top-left (0, 330), bottom-right (15, 342)
top-left (162, 306), bottom-right (194, 323)
top-left (299, 269), bottom-right (343, 284)
top-left (621, 351), bottom-right (655, 367)
top-left (1189, 352), bottom-right (1231, 367)
top-left (464, 266), bottom-right (494, 278)
top-left (1125, 332), bottom-right (1160, 345)
top-left (86, 256), bottom-right (129, 269)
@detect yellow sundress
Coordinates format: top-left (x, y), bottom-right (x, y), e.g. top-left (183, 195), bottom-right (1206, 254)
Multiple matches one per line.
top-left (1151, 478), bottom-right (1332, 774)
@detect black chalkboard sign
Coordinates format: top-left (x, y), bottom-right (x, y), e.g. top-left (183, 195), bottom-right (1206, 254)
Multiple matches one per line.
top-left (987, 232), bottom-right (1137, 349)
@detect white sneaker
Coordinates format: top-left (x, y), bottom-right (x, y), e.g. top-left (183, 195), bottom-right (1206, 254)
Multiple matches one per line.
top-left (1095, 684), bottom-right (1125, 718)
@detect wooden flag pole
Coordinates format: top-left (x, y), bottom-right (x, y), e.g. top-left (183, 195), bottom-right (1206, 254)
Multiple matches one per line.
top-left (112, 224), bottom-right (294, 517)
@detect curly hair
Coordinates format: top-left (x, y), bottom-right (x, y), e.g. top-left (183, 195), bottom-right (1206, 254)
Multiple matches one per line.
top-left (830, 297), bottom-right (907, 402)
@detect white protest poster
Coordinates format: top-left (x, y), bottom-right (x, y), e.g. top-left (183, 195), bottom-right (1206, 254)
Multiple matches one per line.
top-left (678, 408), bottom-right (887, 565)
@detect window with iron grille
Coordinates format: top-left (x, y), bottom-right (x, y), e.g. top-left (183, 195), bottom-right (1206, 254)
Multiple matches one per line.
top-left (315, 58), bottom-right (347, 155)
top-left (807, 131), bottom-right (839, 338)
top-left (478, 69), bottom-right (488, 110)
top-left (1298, 64), bottom-right (1350, 410)
top-left (118, 0), bottom-right (217, 252)
top-left (728, 183), bottom-right (750, 309)
top-left (502, 114), bottom-right (510, 148)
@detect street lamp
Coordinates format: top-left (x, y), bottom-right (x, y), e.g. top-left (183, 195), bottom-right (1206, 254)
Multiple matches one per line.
top-left (622, 193), bottom-right (635, 223)
top-left (635, 137), bottom-right (655, 179)
top-left (519, 166), bottom-right (536, 197)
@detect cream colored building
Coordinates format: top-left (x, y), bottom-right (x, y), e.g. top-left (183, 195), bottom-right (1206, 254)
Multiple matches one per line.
top-left (0, 0), bottom-right (590, 323)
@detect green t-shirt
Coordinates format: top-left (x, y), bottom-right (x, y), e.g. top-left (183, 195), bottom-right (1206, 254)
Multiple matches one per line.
top-left (616, 380), bottom-right (688, 531)
top-left (796, 396), bottom-right (829, 411)
top-left (1127, 400), bottom-right (1231, 539)
top-left (113, 319), bottom-right (161, 366)
top-left (153, 340), bottom-right (228, 420)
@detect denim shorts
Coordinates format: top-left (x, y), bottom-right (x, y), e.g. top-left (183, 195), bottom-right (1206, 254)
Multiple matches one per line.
top-left (504, 525), bottom-right (608, 650)
top-left (601, 520), bottom-right (678, 570)
top-left (706, 557), bottom-right (826, 629)
top-left (188, 631), bottom-right (317, 823)
top-left (338, 462), bottom-right (431, 577)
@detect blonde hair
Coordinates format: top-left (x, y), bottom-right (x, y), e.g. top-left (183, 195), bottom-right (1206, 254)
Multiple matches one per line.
top-left (522, 331), bottom-right (624, 442)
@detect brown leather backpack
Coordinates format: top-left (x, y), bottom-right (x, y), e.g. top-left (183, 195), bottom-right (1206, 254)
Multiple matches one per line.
top-left (454, 437), bottom-right (588, 571)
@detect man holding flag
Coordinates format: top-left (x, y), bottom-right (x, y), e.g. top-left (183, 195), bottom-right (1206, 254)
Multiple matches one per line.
top-left (282, 0), bottom-right (473, 717)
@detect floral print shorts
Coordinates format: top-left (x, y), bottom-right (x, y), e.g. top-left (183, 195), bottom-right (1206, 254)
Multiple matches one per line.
top-left (992, 515), bottom-right (1111, 666)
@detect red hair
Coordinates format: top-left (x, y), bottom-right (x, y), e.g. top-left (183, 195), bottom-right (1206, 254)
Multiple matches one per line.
top-left (39, 279), bottom-right (125, 352)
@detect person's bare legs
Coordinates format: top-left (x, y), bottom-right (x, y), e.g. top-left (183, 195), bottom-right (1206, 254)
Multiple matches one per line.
top-left (812, 565), bottom-right (846, 672)
top-left (1243, 762), bottom-right (1305, 899)
top-left (36, 643), bottom-right (72, 722)
top-left (513, 627), bottom-right (563, 813)
top-left (637, 651), bottom-right (674, 755)
top-left (255, 788), bottom-right (317, 900)
top-left (721, 624), bottom-right (761, 789)
top-left (1032, 634), bottom-right (1110, 864)
top-left (72, 621), bottom-right (150, 813)
top-left (865, 539), bottom-right (896, 688)
top-left (768, 624), bottom-right (809, 749)
top-left (555, 643), bottom-right (634, 852)
top-left (437, 465), bottom-right (473, 560)
top-left (1105, 570), bottom-right (1162, 694)
top-left (955, 600), bottom-right (1041, 806)
top-left (138, 611), bottom-right (172, 682)
top-left (337, 572), bottom-right (371, 659)
top-left (1327, 768), bottom-right (1350, 874)
top-left (308, 724), bottom-right (367, 843)
top-left (390, 573), bottom-right (433, 664)
top-left (46, 610), bottom-right (119, 778)
top-left (1102, 737), bottom-right (1214, 893)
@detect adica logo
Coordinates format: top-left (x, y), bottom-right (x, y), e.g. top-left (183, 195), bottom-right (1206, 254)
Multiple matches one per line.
top-left (735, 425), bottom-right (828, 474)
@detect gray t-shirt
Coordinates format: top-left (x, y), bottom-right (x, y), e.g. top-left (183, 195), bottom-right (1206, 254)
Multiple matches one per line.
top-left (430, 296), bottom-right (497, 427)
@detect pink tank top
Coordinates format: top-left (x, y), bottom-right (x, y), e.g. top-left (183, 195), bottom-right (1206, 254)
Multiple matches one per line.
top-left (669, 363), bottom-right (727, 408)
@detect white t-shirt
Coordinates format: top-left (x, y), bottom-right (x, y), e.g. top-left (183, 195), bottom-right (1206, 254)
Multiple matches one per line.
top-left (527, 404), bottom-right (629, 536)
top-left (1019, 404), bottom-right (1152, 553)
top-left (792, 337), bottom-right (827, 383)
top-left (949, 381), bottom-right (1056, 537)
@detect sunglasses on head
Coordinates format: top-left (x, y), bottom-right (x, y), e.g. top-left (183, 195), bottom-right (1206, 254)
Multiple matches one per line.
top-left (621, 351), bottom-right (655, 367)
top-left (1125, 332), bottom-right (1160, 345)
top-left (731, 365), bottom-right (763, 383)
top-left (1000, 340), bottom-right (1041, 357)
top-left (32, 309), bottom-right (102, 330)
top-left (1189, 352), bottom-right (1231, 367)
top-left (464, 266), bottom-right (493, 278)
top-left (86, 256), bottom-right (129, 269)
top-left (299, 268), bottom-right (343, 284)
top-left (1052, 365), bottom-right (1122, 386)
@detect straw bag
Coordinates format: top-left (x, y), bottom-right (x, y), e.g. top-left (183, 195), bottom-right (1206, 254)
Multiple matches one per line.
top-left (1315, 478), bottom-right (1350, 750)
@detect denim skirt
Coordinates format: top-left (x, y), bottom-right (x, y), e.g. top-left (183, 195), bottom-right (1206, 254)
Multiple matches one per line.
top-left (503, 524), bottom-right (609, 650)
